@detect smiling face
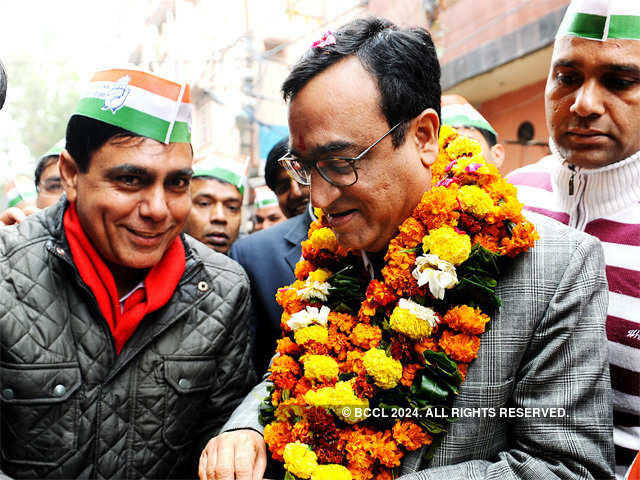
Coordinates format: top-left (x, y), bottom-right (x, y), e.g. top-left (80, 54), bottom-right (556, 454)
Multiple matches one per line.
top-left (288, 56), bottom-right (439, 252)
top-left (183, 178), bottom-right (243, 254)
top-left (272, 168), bottom-right (309, 218)
top-left (546, 35), bottom-right (640, 168)
top-left (60, 137), bottom-right (193, 271)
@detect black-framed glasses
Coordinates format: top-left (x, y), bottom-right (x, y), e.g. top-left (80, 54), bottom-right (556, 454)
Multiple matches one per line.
top-left (278, 121), bottom-right (402, 187)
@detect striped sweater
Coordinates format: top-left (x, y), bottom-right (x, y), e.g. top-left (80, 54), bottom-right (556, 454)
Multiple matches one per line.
top-left (508, 149), bottom-right (640, 477)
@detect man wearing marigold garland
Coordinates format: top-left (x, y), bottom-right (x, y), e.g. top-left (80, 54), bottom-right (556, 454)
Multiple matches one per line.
top-left (200, 17), bottom-right (614, 480)
top-left (508, 1), bottom-right (640, 477)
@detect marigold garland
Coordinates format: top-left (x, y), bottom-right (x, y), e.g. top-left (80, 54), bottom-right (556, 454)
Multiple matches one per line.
top-left (260, 125), bottom-right (538, 480)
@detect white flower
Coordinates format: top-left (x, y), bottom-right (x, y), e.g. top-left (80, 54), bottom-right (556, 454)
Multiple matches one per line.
top-left (412, 254), bottom-right (458, 300)
top-left (286, 305), bottom-right (330, 331)
top-left (297, 281), bottom-right (331, 302)
top-left (396, 298), bottom-right (439, 327)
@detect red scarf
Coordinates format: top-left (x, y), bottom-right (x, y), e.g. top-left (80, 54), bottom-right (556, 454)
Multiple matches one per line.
top-left (63, 202), bottom-right (185, 353)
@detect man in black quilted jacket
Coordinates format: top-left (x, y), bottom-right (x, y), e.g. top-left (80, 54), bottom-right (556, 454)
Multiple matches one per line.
top-left (0, 68), bottom-right (256, 479)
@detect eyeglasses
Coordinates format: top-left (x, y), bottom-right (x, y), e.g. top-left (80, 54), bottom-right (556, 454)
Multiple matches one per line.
top-left (37, 178), bottom-right (63, 194)
top-left (278, 121), bottom-right (402, 187)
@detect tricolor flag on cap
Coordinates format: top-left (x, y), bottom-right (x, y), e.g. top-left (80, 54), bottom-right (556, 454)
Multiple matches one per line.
top-left (73, 68), bottom-right (191, 144)
top-left (441, 94), bottom-right (498, 143)
top-left (254, 185), bottom-right (279, 209)
top-left (40, 138), bottom-right (65, 161)
top-left (557, 0), bottom-right (640, 41)
top-left (192, 155), bottom-right (249, 196)
top-left (5, 175), bottom-right (37, 208)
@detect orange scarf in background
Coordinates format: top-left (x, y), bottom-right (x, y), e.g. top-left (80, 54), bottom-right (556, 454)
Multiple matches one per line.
top-left (63, 202), bottom-right (185, 353)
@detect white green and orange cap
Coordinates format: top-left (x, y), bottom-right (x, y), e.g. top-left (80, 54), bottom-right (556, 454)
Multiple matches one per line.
top-left (557, 0), bottom-right (640, 41)
top-left (441, 94), bottom-right (498, 142)
top-left (254, 185), bottom-right (279, 209)
top-left (192, 155), bottom-right (249, 196)
top-left (73, 68), bottom-right (191, 144)
top-left (5, 175), bottom-right (37, 208)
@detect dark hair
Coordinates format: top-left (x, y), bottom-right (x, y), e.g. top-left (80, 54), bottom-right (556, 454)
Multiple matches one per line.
top-left (476, 127), bottom-right (497, 148)
top-left (65, 115), bottom-right (143, 172)
top-left (282, 17), bottom-right (441, 147)
top-left (34, 155), bottom-right (59, 188)
top-left (0, 59), bottom-right (7, 110)
top-left (264, 137), bottom-right (289, 192)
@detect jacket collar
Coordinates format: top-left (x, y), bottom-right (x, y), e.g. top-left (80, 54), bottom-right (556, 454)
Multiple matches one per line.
top-left (283, 208), bottom-right (313, 271)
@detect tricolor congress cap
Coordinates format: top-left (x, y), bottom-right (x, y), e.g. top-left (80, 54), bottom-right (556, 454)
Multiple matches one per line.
top-left (73, 68), bottom-right (191, 144)
top-left (192, 155), bottom-right (249, 196)
top-left (254, 185), bottom-right (279, 209)
top-left (40, 138), bottom-right (65, 161)
top-left (5, 175), bottom-right (37, 208)
top-left (441, 94), bottom-right (498, 143)
top-left (557, 0), bottom-right (640, 41)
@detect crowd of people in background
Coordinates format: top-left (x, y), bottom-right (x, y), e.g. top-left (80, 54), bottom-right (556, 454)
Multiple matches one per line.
top-left (0, 0), bottom-right (638, 478)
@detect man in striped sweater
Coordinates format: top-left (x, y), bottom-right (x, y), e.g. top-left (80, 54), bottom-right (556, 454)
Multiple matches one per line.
top-left (508, 1), bottom-right (640, 477)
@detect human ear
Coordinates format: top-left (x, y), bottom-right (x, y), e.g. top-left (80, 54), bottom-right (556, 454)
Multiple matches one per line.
top-left (59, 149), bottom-right (79, 203)
top-left (412, 108), bottom-right (440, 167)
top-left (490, 143), bottom-right (505, 169)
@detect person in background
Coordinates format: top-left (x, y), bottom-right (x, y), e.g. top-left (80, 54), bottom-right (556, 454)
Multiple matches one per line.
top-left (0, 68), bottom-right (255, 479)
top-left (229, 138), bottom-right (314, 375)
top-left (183, 155), bottom-right (247, 255)
top-left (0, 58), bottom-right (6, 110)
top-left (441, 94), bottom-right (505, 168)
top-left (1, 175), bottom-right (39, 225)
top-left (508, 1), bottom-right (640, 477)
top-left (35, 138), bottom-right (65, 209)
top-left (264, 136), bottom-right (310, 218)
top-left (201, 17), bottom-right (613, 480)
top-left (252, 185), bottom-right (286, 232)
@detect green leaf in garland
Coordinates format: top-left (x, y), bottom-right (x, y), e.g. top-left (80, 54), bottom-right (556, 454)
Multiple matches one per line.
top-left (411, 371), bottom-right (451, 403)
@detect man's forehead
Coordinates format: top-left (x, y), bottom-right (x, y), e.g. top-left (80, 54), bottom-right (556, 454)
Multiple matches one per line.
top-left (191, 177), bottom-right (242, 199)
top-left (552, 35), bottom-right (640, 67)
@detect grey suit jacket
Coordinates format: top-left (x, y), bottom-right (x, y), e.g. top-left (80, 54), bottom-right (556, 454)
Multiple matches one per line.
top-left (222, 212), bottom-right (615, 479)
top-left (230, 211), bottom-right (312, 374)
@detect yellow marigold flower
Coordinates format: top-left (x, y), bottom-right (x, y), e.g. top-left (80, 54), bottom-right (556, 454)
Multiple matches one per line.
top-left (363, 348), bottom-right (403, 389)
top-left (458, 185), bottom-right (496, 219)
top-left (304, 381), bottom-right (369, 423)
top-left (308, 268), bottom-right (332, 283)
top-left (310, 227), bottom-right (338, 252)
top-left (295, 325), bottom-right (329, 345)
top-left (311, 464), bottom-right (352, 480)
top-left (389, 298), bottom-right (437, 341)
top-left (445, 135), bottom-right (482, 159)
top-left (313, 207), bottom-right (324, 219)
top-left (438, 124), bottom-right (459, 149)
top-left (422, 225), bottom-right (471, 266)
top-left (303, 354), bottom-right (339, 381)
top-left (443, 305), bottom-right (490, 335)
top-left (283, 441), bottom-right (318, 479)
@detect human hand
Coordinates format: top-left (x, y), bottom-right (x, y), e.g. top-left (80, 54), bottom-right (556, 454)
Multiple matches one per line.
top-left (0, 207), bottom-right (28, 226)
top-left (198, 429), bottom-right (267, 480)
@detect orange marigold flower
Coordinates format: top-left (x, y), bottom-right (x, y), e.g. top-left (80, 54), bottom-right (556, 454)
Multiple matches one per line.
top-left (349, 323), bottom-right (382, 350)
top-left (327, 329), bottom-right (350, 362)
top-left (264, 421), bottom-right (294, 462)
top-left (293, 376), bottom-right (313, 398)
top-left (366, 279), bottom-right (397, 307)
top-left (329, 311), bottom-right (358, 333)
top-left (291, 420), bottom-right (311, 444)
top-left (457, 362), bottom-right (469, 381)
top-left (269, 355), bottom-right (302, 390)
top-left (400, 363), bottom-right (421, 387)
top-left (414, 337), bottom-right (440, 358)
top-left (344, 350), bottom-right (366, 374)
top-left (397, 217), bottom-right (426, 247)
top-left (472, 233), bottom-right (501, 253)
top-left (371, 430), bottom-right (403, 468)
top-left (443, 305), bottom-right (490, 335)
top-left (295, 259), bottom-right (315, 281)
top-left (392, 421), bottom-right (433, 450)
top-left (438, 329), bottom-right (481, 363)
top-left (352, 373), bottom-right (376, 399)
top-left (413, 186), bottom-right (461, 231)
top-left (358, 299), bottom-right (377, 318)
top-left (276, 337), bottom-right (301, 356)
top-left (500, 221), bottom-right (539, 258)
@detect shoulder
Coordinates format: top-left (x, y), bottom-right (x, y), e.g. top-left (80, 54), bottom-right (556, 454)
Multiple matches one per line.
top-left (183, 234), bottom-right (249, 286)
top-left (0, 207), bottom-right (55, 260)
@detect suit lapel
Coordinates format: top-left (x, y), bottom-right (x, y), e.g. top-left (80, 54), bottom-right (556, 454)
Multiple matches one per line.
top-left (283, 212), bottom-right (312, 272)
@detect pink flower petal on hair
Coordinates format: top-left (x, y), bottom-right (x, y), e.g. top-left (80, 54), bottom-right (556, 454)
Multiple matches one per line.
top-left (312, 31), bottom-right (337, 49)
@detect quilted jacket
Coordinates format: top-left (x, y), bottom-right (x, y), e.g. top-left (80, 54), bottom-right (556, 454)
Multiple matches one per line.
top-left (0, 200), bottom-right (257, 479)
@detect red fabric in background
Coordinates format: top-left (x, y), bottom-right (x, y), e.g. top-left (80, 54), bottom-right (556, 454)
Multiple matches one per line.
top-left (63, 202), bottom-right (185, 353)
